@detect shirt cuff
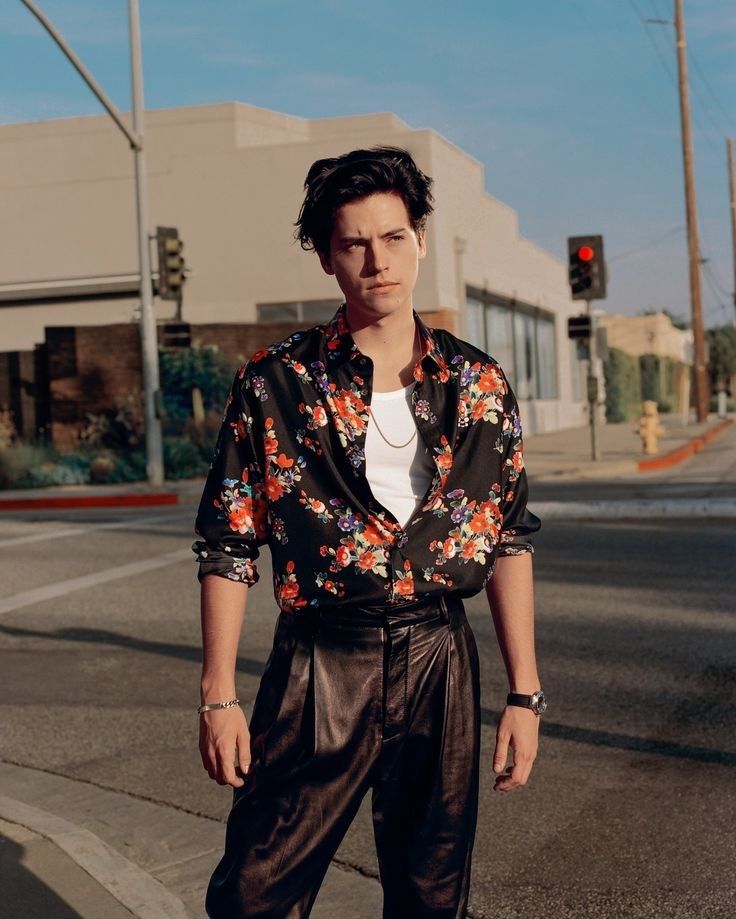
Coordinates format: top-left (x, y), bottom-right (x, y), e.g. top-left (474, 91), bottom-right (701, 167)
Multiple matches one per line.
top-left (192, 540), bottom-right (260, 586)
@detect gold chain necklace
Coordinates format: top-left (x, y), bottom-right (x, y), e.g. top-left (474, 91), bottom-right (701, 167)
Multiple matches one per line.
top-left (366, 323), bottom-right (419, 450)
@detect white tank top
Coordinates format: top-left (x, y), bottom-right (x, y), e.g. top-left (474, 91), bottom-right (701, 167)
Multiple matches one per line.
top-left (364, 383), bottom-right (435, 529)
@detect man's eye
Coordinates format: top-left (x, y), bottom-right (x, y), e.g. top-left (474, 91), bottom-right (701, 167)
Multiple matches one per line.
top-left (390, 235), bottom-right (404, 242)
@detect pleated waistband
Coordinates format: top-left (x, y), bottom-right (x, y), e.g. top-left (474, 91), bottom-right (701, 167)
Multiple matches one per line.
top-left (281, 592), bottom-right (465, 633)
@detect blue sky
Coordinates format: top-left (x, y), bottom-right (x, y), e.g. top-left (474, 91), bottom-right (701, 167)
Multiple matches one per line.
top-left (1, 1), bottom-right (734, 327)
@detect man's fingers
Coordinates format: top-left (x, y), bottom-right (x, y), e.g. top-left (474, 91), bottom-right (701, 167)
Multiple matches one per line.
top-left (216, 746), bottom-right (244, 787)
top-left (493, 732), bottom-right (510, 773)
top-left (494, 753), bottom-right (535, 791)
top-left (237, 730), bottom-right (252, 776)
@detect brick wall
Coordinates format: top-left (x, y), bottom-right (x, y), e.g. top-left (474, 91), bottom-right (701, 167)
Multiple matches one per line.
top-left (0, 349), bottom-right (39, 440)
top-left (34, 307), bottom-right (458, 450)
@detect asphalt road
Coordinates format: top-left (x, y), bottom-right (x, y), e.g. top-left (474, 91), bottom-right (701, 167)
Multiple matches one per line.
top-left (1, 501), bottom-right (735, 918)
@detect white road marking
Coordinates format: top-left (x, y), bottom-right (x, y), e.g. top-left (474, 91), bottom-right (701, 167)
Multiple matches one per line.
top-left (0, 509), bottom-right (194, 549)
top-left (0, 548), bottom-right (192, 616)
top-left (531, 499), bottom-right (736, 518)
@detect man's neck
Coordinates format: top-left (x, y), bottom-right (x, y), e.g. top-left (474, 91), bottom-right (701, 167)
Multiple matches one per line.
top-left (345, 301), bottom-right (419, 391)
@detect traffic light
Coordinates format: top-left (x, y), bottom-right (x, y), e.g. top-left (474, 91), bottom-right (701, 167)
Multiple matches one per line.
top-left (568, 235), bottom-right (606, 300)
top-left (156, 226), bottom-right (186, 301)
top-left (567, 315), bottom-right (592, 339)
top-left (160, 321), bottom-right (191, 349)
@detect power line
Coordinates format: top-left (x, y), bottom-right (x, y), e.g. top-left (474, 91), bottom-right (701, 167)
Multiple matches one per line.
top-left (608, 225), bottom-right (685, 262)
top-left (690, 50), bottom-right (734, 133)
top-left (627, 0), bottom-right (726, 160)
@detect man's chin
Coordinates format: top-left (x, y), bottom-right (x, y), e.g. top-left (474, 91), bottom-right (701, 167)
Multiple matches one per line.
top-left (345, 289), bottom-right (409, 315)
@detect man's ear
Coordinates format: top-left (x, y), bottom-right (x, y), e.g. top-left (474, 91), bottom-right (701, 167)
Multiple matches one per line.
top-left (317, 247), bottom-right (335, 276)
top-left (417, 229), bottom-right (427, 260)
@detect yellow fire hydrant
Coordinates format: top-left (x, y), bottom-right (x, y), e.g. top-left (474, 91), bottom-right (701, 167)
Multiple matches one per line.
top-left (636, 400), bottom-right (665, 455)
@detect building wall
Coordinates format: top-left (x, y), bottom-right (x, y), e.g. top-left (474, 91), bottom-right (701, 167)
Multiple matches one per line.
top-left (599, 312), bottom-right (693, 362)
top-left (1, 101), bottom-right (586, 434)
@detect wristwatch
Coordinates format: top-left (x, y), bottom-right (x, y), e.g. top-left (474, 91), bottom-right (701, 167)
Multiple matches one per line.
top-left (506, 689), bottom-right (547, 715)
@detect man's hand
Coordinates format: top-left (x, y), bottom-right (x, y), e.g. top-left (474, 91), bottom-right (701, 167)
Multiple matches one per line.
top-left (199, 706), bottom-right (252, 787)
top-left (492, 705), bottom-right (539, 792)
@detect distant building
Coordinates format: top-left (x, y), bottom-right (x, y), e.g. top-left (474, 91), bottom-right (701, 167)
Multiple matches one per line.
top-left (0, 101), bottom-right (587, 436)
top-left (599, 311), bottom-right (694, 416)
top-left (599, 312), bottom-right (693, 364)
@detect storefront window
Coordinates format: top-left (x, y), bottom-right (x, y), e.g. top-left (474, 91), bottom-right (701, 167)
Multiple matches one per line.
top-left (466, 297), bottom-right (485, 350)
top-left (536, 316), bottom-right (557, 399)
top-left (466, 291), bottom-right (557, 400)
top-left (485, 305), bottom-right (514, 386)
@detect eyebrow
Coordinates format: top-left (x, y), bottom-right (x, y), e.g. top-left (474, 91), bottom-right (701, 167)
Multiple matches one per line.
top-left (337, 227), bottom-right (409, 244)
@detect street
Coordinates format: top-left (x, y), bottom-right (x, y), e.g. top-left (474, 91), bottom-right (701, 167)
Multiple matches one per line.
top-left (1, 485), bottom-right (734, 918)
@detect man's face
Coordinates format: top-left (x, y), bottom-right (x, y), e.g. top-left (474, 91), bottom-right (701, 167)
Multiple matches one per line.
top-left (318, 190), bottom-right (427, 320)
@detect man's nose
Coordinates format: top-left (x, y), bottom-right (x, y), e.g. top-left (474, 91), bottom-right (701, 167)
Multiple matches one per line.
top-left (366, 241), bottom-right (388, 272)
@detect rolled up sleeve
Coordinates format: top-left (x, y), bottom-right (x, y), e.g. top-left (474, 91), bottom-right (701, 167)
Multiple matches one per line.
top-left (192, 361), bottom-right (269, 585)
top-left (497, 380), bottom-right (541, 557)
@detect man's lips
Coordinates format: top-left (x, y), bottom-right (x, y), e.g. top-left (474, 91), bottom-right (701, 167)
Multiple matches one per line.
top-left (369, 282), bottom-right (399, 289)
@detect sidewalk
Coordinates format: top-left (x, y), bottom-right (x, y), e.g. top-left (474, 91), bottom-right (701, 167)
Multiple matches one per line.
top-left (524, 412), bottom-right (733, 481)
top-left (0, 761), bottom-right (383, 919)
top-left (0, 414), bottom-right (732, 516)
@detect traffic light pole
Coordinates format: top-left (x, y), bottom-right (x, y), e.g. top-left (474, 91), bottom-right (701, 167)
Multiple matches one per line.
top-left (586, 298), bottom-right (600, 462)
top-left (129, 0), bottom-right (164, 485)
top-left (20, 0), bottom-right (164, 486)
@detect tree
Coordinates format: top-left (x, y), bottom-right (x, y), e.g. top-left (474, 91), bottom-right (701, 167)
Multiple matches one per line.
top-left (705, 325), bottom-right (736, 392)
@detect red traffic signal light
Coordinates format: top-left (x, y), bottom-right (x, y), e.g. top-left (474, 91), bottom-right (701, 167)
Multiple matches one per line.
top-left (567, 235), bottom-right (606, 300)
top-left (577, 245), bottom-right (595, 262)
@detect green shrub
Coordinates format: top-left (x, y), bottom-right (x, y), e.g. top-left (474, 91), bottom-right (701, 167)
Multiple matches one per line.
top-left (603, 348), bottom-right (641, 422)
top-left (159, 345), bottom-right (238, 435)
top-left (163, 435), bottom-right (210, 479)
top-left (0, 443), bottom-right (92, 488)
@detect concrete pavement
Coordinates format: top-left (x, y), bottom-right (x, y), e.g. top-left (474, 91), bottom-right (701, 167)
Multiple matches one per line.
top-left (0, 761), bottom-right (383, 918)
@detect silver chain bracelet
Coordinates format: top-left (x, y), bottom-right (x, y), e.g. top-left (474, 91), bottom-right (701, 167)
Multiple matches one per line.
top-left (197, 697), bottom-right (240, 714)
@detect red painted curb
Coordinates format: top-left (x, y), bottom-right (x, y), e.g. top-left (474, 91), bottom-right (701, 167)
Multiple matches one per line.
top-left (0, 492), bottom-right (179, 511)
top-left (638, 418), bottom-right (733, 473)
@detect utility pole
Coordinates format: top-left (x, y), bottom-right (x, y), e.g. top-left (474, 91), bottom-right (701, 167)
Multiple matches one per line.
top-left (20, 0), bottom-right (164, 484)
top-left (728, 138), bottom-right (736, 325)
top-left (674, 0), bottom-right (709, 422)
top-left (585, 299), bottom-right (600, 461)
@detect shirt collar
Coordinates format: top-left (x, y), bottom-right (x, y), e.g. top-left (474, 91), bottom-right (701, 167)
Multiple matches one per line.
top-left (321, 301), bottom-right (449, 382)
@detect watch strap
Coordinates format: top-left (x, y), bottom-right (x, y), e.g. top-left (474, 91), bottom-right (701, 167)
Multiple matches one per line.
top-left (507, 692), bottom-right (535, 708)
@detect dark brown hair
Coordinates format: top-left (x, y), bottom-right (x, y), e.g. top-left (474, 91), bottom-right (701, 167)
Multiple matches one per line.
top-left (294, 145), bottom-right (434, 258)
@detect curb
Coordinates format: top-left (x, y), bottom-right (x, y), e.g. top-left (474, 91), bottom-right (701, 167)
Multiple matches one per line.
top-left (637, 418), bottom-right (734, 473)
top-left (0, 794), bottom-right (189, 919)
top-left (0, 492), bottom-right (179, 511)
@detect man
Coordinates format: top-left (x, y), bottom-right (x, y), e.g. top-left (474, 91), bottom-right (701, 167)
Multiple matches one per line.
top-left (192, 145), bottom-right (544, 918)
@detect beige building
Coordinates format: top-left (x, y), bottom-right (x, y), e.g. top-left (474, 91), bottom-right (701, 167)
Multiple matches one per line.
top-left (0, 101), bottom-right (587, 434)
top-left (599, 311), bottom-right (693, 363)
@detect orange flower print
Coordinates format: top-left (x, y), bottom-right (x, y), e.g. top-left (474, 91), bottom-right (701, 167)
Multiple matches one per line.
top-left (263, 417), bottom-right (278, 456)
top-left (391, 559), bottom-right (415, 600)
top-left (363, 520), bottom-right (387, 545)
top-left (458, 360), bottom-right (506, 428)
top-left (357, 550), bottom-right (377, 571)
top-left (336, 546), bottom-right (352, 568)
top-left (227, 497), bottom-right (255, 534)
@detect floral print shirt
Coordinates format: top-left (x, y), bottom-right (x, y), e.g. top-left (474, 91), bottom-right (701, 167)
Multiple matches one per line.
top-left (192, 302), bottom-right (541, 613)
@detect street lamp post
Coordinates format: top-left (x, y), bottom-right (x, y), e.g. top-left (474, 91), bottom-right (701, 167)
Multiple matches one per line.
top-left (20, 0), bottom-right (164, 484)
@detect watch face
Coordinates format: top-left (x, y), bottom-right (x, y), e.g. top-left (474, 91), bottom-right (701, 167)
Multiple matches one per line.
top-left (532, 691), bottom-right (547, 714)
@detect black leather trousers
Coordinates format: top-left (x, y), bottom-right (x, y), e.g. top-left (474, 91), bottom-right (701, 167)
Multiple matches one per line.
top-left (205, 593), bottom-right (482, 919)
